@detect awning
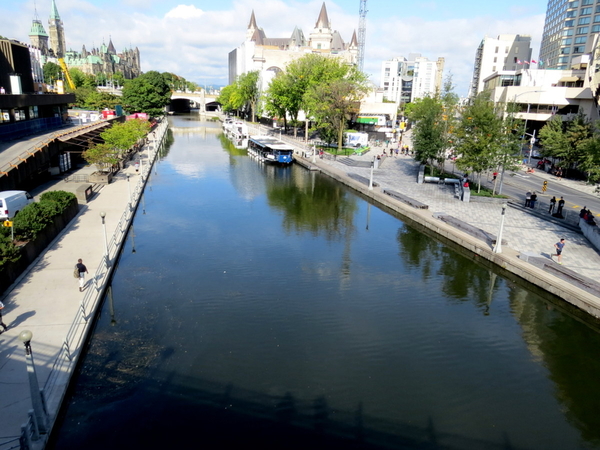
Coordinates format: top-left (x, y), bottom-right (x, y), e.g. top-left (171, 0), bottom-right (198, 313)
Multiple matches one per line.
top-left (56, 122), bottom-right (110, 147)
top-left (558, 76), bottom-right (580, 82)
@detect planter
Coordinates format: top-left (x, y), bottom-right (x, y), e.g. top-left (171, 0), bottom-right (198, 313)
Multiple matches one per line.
top-left (89, 171), bottom-right (113, 184)
top-left (0, 198), bottom-right (79, 294)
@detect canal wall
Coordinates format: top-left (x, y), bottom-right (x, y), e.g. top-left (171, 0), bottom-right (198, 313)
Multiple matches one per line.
top-left (300, 156), bottom-right (600, 322)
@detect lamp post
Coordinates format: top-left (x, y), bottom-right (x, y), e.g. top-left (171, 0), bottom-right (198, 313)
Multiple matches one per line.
top-left (493, 203), bottom-right (507, 254)
top-left (100, 211), bottom-right (110, 267)
top-left (18, 330), bottom-right (48, 435)
top-left (368, 158), bottom-right (375, 190)
top-left (511, 90), bottom-right (543, 164)
top-left (126, 174), bottom-right (132, 207)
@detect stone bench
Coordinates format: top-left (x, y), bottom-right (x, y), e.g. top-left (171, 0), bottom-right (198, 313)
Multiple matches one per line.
top-left (347, 173), bottom-right (379, 187)
top-left (433, 213), bottom-right (507, 245)
top-left (383, 189), bottom-right (428, 209)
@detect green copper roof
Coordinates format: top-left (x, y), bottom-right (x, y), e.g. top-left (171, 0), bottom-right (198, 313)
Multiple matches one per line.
top-left (29, 19), bottom-right (48, 37)
top-left (50, 0), bottom-right (61, 20)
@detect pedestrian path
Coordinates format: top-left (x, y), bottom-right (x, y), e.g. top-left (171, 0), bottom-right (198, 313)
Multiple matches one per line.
top-left (0, 138), bottom-right (156, 448)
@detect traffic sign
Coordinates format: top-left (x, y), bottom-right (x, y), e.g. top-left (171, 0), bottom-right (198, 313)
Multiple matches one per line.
top-left (3, 220), bottom-right (12, 227)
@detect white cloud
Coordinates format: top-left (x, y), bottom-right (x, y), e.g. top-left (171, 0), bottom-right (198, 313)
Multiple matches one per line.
top-left (0, 0), bottom-right (546, 94)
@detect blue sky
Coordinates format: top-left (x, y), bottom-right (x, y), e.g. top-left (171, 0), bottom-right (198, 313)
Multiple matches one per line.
top-left (1, 0), bottom-right (549, 96)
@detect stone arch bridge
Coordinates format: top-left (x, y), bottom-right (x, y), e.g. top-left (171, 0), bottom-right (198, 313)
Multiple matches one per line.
top-left (169, 92), bottom-right (220, 114)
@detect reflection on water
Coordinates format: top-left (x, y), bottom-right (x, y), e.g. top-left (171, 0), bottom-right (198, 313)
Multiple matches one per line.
top-left (49, 115), bottom-right (600, 450)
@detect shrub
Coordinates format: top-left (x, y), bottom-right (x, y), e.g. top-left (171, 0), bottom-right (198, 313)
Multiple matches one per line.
top-left (40, 191), bottom-right (76, 210)
top-left (13, 202), bottom-right (57, 241)
top-left (0, 235), bottom-right (20, 268)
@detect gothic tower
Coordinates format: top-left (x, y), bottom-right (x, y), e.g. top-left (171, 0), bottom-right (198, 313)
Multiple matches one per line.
top-left (48, 0), bottom-right (66, 57)
top-left (29, 19), bottom-right (49, 55)
top-left (309, 3), bottom-right (333, 51)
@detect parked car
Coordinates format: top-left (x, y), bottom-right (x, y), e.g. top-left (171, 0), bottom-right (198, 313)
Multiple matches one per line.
top-left (0, 191), bottom-right (34, 220)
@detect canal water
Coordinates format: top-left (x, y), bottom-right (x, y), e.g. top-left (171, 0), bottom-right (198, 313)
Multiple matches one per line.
top-left (50, 115), bottom-right (600, 449)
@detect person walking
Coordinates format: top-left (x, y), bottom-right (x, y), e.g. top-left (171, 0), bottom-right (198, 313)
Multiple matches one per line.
top-left (551, 238), bottom-right (566, 264)
top-left (76, 258), bottom-right (88, 292)
top-left (0, 302), bottom-right (8, 333)
top-left (530, 192), bottom-right (537, 209)
top-left (525, 191), bottom-right (532, 207)
top-left (549, 196), bottom-right (556, 214)
top-left (557, 197), bottom-right (565, 216)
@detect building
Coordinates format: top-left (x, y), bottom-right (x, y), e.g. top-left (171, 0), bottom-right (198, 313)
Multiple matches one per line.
top-left (483, 63), bottom-right (598, 137)
top-left (539, 0), bottom-right (600, 70)
top-left (28, 0), bottom-right (141, 80)
top-left (470, 35), bottom-right (533, 97)
top-left (380, 54), bottom-right (445, 105)
top-left (0, 38), bottom-right (74, 140)
top-left (228, 3), bottom-right (358, 91)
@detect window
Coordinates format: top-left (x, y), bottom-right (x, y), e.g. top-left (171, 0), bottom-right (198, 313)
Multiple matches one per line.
top-left (562, 38), bottom-right (573, 45)
top-left (577, 26), bottom-right (589, 33)
top-left (583, 0), bottom-right (593, 5)
top-left (581, 7), bottom-right (592, 14)
top-left (567, 0), bottom-right (579, 6)
top-left (567, 10), bottom-right (577, 17)
top-left (492, 66), bottom-right (496, 72)
top-left (596, 4), bottom-right (600, 12)
top-left (514, 57), bottom-right (518, 63)
top-left (575, 36), bottom-right (588, 43)
top-left (494, 57), bottom-right (497, 62)
top-left (578, 16), bottom-right (591, 24)
top-left (573, 46), bottom-right (585, 53)
top-left (564, 29), bottom-right (574, 35)
top-left (495, 46), bottom-right (498, 53)
top-left (558, 56), bottom-right (570, 63)
top-left (561, 47), bottom-right (571, 54)
top-left (592, 24), bottom-right (600, 32)
top-left (505, 46), bottom-right (509, 53)
top-left (594, 14), bottom-right (600, 21)
top-left (565, 19), bottom-right (575, 26)
top-left (515, 47), bottom-right (519, 53)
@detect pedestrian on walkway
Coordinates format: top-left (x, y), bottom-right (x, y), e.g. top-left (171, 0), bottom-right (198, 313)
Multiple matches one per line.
top-left (0, 301), bottom-right (8, 333)
top-left (551, 238), bottom-right (566, 264)
top-left (556, 168), bottom-right (562, 181)
top-left (557, 197), bottom-right (565, 216)
top-left (76, 258), bottom-right (88, 292)
top-left (525, 191), bottom-right (532, 207)
top-left (492, 171), bottom-right (498, 181)
top-left (530, 192), bottom-right (537, 209)
top-left (549, 196), bottom-right (556, 214)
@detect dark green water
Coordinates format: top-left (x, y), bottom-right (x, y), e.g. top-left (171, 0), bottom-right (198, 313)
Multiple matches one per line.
top-left (49, 116), bottom-right (600, 450)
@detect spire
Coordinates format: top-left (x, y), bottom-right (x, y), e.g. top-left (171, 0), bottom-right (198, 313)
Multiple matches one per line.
top-left (315, 2), bottom-right (330, 29)
top-left (30, 19), bottom-right (48, 37)
top-left (50, 0), bottom-right (61, 20)
top-left (248, 10), bottom-right (258, 30)
top-left (349, 30), bottom-right (358, 47)
top-left (107, 36), bottom-right (116, 54)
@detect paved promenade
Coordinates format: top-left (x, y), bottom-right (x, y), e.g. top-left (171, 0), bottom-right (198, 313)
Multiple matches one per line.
top-left (0, 135), bottom-right (157, 448)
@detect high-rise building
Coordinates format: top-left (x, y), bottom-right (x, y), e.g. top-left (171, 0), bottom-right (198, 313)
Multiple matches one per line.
top-left (379, 54), bottom-right (444, 105)
top-left (48, 0), bottom-right (66, 58)
top-left (469, 34), bottom-right (532, 97)
top-left (539, 0), bottom-right (598, 70)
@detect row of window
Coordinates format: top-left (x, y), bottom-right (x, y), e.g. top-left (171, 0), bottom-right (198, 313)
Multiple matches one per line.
top-left (561, 46), bottom-right (586, 53)
top-left (568, 0), bottom-right (596, 9)
top-left (564, 14), bottom-right (600, 26)
top-left (562, 36), bottom-right (588, 44)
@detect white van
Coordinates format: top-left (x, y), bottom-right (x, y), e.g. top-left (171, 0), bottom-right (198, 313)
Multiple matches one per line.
top-left (0, 191), bottom-right (34, 220)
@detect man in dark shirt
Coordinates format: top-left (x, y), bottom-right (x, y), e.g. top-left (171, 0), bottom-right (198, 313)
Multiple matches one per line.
top-left (76, 259), bottom-right (88, 292)
top-left (551, 239), bottom-right (566, 265)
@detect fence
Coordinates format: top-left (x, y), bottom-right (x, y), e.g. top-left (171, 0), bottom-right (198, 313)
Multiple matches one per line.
top-left (16, 118), bottom-right (169, 450)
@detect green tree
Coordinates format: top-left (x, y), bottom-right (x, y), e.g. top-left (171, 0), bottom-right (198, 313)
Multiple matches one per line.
top-left (407, 95), bottom-right (445, 175)
top-left (43, 61), bottom-right (61, 84)
top-left (122, 71), bottom-right (171, 116)
top-left (69, 68), bottom-right (96, 89)
top-left (306, 77), bottom-right (369, 152)
top-left (263, 72), bottom-right (292, 130)
top-left (217, 84), bottom-right (241, 114)
top-left (455, 92), bottom-right (505, 192)
top-left (236, 71), bottom-right (260, 122)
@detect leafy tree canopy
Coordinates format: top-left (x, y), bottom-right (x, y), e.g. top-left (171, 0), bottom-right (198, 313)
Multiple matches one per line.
top-left (122, 70), bottom-right (171, 117)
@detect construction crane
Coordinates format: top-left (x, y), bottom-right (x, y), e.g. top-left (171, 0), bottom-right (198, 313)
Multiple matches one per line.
top-left (57, 57), bottom-right (75, 91)
top-left (357, 0), bottom-right (368, 72)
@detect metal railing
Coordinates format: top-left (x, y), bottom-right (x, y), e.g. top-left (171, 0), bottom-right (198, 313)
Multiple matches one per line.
top-left (15, 118), bottom-right (169, 450)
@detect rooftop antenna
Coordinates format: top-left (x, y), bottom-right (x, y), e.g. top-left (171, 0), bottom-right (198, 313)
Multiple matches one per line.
top-left (357, 0), bottom-right (368, 72)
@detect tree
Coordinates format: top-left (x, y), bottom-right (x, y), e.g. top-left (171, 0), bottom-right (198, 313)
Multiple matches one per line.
top-left (122, 71), bottom-right (171, 117)
top-left (306, 77), bottom-right (369, 152)
top-left (454, 92), bottom-right (505, 192)
top-left (69, 68), bottom-right (96, 89)
top-left (263, 72), bottom-right (292, 131)
top-left (235, 71), bottom-right (260, 122)
top-left (407, 96), bottom-right (445, 175)
top-left (43, 62), bottom-right (61, 84)
top-left (82, 143), bottom-right (120, 172)
top-left (217, 84), bottom-right (242, 114)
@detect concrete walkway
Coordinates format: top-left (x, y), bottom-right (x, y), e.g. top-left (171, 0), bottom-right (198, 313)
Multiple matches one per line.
top-left (0, 137), bottom-right (155, 448)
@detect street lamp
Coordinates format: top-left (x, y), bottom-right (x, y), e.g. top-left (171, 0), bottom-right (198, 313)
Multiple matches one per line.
top-left (100, 211), bottom-right (110, 267)
top-left (126, 174), bottom-right (132, 207)
top-left (18, 330), bottom-right (48, 435)
top-left (369, 157), bottom-right (375, 190)
top-left (511, 90), bottom-right (543, 164)
top-left (493, 203), bottom-right (507, 254)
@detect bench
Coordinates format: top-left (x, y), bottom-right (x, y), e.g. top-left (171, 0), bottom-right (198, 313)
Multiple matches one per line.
top-left (433, 213), bottom-right (507, 245)
top-left (348, 173), bottom-right (379, 187)
top-left (383, 189), bottom-right (428, 209)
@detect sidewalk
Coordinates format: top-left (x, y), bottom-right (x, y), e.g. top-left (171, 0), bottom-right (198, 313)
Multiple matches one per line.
top-left (0, 143), bottom-right (153, 447)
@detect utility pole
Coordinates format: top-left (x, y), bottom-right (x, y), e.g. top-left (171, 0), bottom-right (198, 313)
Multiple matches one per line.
top-left (358, 0), bottom-right (368, 72)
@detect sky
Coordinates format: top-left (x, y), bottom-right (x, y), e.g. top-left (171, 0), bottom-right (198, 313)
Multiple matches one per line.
top-left (0, 0), bottom-right (549, 97)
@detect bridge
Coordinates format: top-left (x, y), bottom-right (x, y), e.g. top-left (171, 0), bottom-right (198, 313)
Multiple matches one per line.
top-left (169, 91), bottom-right (220, 113)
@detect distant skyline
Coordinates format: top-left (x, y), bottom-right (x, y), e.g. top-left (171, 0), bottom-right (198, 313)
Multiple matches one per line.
top-left (1, 0), bottom-right (548, 96)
